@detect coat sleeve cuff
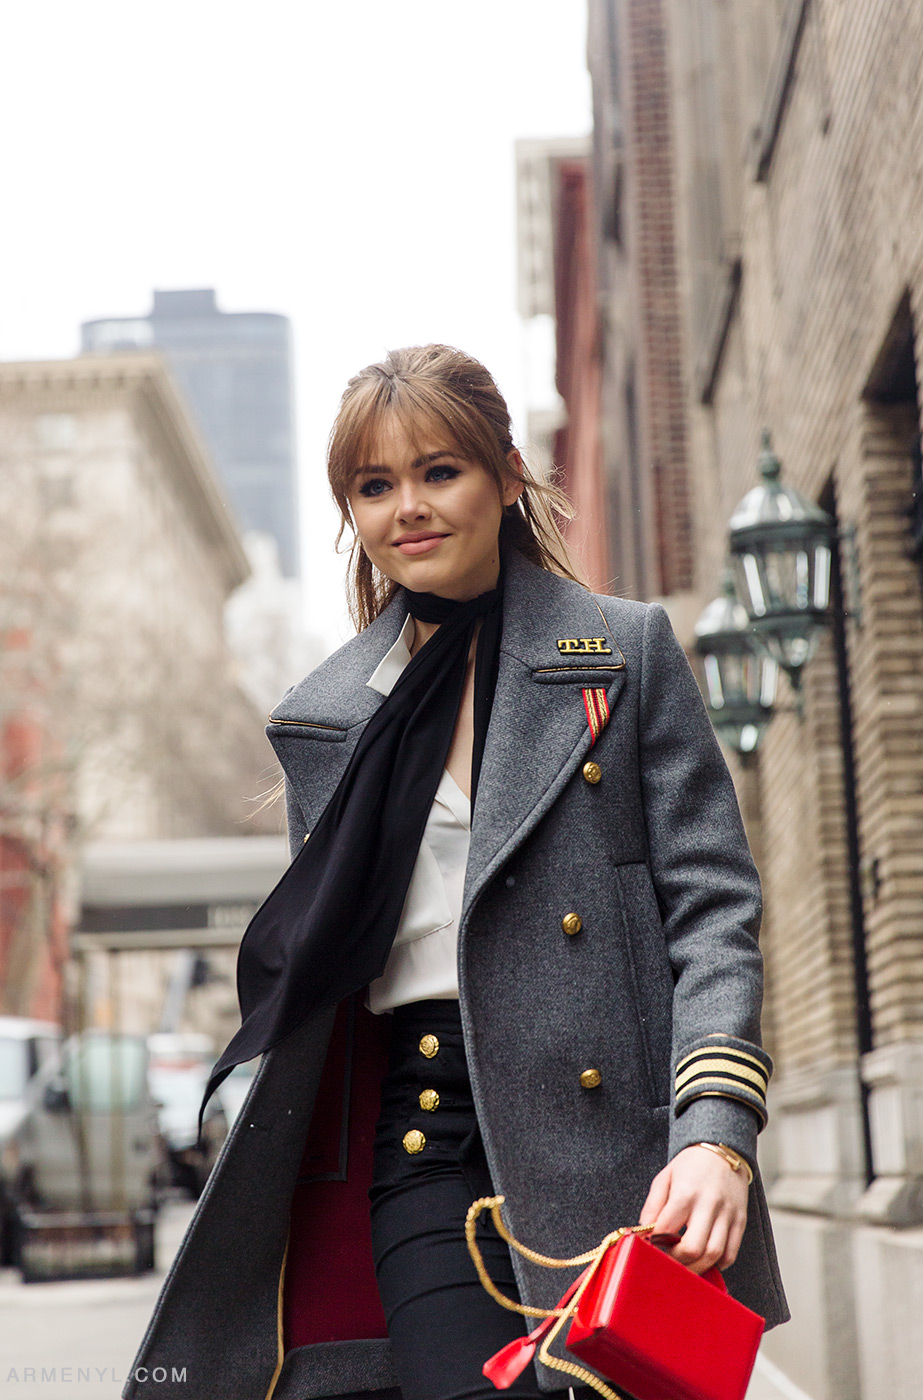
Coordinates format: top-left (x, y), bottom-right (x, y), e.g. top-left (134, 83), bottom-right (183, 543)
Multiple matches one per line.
top-left (674, 1033), bottom-right (772, 1129)
top-left (669, 1093), bottom-right (761, 1170)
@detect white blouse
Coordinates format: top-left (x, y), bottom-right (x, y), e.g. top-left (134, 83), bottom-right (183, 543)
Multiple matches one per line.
top-left (364, 614), bottom-right (471, 1015)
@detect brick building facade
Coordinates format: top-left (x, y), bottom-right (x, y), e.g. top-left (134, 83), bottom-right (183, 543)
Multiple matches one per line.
top-left (585, 2), bottom-right (923, 1396)
top-left (588, 0), bottom-right (693, 606)
top-left (516, 137), bottom-right (611, 592)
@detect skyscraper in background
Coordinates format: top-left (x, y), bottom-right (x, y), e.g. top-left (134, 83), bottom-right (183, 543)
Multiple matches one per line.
top-left (81, 288), bottom-right (299, 576)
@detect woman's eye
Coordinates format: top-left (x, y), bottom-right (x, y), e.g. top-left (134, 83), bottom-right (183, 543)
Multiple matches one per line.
top-left (356, 464), bottom-right (459, 496)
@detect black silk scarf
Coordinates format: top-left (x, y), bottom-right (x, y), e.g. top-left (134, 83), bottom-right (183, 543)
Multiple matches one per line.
top-left (199, 571), bottom-right (505, 1136)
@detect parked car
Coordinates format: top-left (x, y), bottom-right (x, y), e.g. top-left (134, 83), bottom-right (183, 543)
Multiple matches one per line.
top-left (0, 1017), bottom-right (63, 1264)
top-left (147, 1033), bottom-right (228, 1198)
top-left (4, 1029), bottom-right (161, 1280)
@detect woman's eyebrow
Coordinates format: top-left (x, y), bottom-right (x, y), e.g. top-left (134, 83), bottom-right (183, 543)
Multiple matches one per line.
top-left (355, 451), bottom-right (458, 475)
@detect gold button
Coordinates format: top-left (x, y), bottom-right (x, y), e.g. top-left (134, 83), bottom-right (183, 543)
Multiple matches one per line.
top-left (302, 833), bottom-right (309, 843)
top-left (580, 1068), bottom-right (602, 1089)
top-left (403, 1129), bottom-right (426, 1154)
top-left (419, 1089), bottom-right (440, 1112)
top-left (562, 913), bottom-right (583, 936)
top-left (419, 1034), bottom-right (439, 1059)
top-left (583, 761), bottom-right (602, 784)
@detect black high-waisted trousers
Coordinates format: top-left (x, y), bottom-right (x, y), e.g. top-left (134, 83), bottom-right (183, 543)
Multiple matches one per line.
top-left (368, 999), bottom-right (563, 1400)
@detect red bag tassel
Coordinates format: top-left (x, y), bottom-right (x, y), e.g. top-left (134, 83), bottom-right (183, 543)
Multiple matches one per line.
top-left (482, 1268), bottom-right (590, 1389)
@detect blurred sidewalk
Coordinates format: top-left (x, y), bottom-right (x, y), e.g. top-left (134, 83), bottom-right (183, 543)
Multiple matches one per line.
top-left (0, 1198), bottom-right (196, 1400)
top-left (749, 1352), bottom-right (813, 1400)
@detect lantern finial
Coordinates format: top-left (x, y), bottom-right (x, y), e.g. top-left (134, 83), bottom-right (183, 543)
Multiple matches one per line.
top-left (758, 428), bottom-right (781, 482)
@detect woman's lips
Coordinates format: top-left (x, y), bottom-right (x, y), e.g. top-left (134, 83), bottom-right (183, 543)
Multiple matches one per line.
top-left (394, 534), bottom-right (449, 555)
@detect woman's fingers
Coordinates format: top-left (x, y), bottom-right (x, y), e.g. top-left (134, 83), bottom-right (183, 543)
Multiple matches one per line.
top-left (693, 1213), bottom-right (734, 1275)
top-left (642, 1145), bottom-right (750, 1273)
top-left (666, 1198), bottom-right (722, 1273)
top-left (650, 1179), bottom-right (696, 1241)
top-left (718, 1211), bottom-right (747, 1271)
top-left (639, 1163), bottom-right (672, 1228)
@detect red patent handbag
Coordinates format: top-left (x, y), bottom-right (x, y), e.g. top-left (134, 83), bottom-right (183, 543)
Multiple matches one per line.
top-left (466, 1197), bottom-right (764, 1400)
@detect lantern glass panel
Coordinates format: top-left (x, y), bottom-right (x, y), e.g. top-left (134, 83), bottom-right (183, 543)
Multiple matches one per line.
top-left (720, 650), bottom-right (746, 699)
top-left (814, 544), bottom-right (832, 609)
top-left (766, 547), bottom-right (805, 612)
top-left (703, 653), bottom-right (725, 708)
top-left (740, 553), bottom-right (766, 615)
top-left (759, 657), bottom-right (779, 707)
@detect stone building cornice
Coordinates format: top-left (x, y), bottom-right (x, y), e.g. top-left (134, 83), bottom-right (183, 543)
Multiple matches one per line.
top-left (0, 353), bottom-right (250, 595)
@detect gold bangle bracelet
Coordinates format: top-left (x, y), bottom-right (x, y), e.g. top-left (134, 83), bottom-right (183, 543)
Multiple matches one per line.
top-left (696, 1141), bottom-right (754, 1186)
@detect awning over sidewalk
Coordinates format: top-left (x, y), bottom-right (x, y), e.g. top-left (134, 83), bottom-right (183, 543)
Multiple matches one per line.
top-left (75, 838), bottom-right (289, 951)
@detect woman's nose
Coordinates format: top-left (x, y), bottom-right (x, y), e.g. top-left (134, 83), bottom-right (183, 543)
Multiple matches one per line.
top-left (395, 484), bottom-right (431, 520)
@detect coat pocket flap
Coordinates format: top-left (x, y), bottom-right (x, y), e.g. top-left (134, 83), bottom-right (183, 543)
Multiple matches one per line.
top-left (530, 663), bottom-right (627, 685)
top-left (266, 718), bottom-right (348, 743)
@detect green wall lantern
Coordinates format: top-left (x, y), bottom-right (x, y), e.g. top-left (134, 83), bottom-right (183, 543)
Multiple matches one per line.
top-left (694, 571), bottom-right (779, 753)
top-left (728, 429), bottom-right (836, 688)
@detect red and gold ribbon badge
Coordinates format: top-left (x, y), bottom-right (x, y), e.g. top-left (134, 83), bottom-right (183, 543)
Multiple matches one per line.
top-left (582, 687), bottom-right (610, 746)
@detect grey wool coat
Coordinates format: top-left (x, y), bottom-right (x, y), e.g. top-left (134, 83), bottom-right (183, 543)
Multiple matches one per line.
top-left (123, 549), bottom-right (789, 1400)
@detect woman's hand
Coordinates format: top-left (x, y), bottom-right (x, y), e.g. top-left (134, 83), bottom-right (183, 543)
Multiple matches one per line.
top-left (639, 1145), bottom-right (749, 1274)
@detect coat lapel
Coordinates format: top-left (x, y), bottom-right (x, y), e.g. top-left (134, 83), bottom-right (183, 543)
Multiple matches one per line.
top-left (266, 592), bottom-right (408, 830)
top-left (461, 552), bottom-right (627, 924)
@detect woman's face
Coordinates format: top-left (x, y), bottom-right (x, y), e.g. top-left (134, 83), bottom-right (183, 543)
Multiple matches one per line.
top-left (347, 415), bottom-right (523, 599)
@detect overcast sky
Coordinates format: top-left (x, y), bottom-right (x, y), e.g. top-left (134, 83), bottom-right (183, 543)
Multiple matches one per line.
top-left (0, 2), bottom-right (591, 651)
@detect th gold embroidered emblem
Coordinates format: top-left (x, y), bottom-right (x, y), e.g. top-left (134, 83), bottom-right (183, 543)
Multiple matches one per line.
top-left (557, 638), bottom-right (613, 655)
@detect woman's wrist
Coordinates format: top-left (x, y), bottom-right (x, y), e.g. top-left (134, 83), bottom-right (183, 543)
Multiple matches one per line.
top-left (694, 1141), bottom-right (754, 1186)
top-left (669, 1092), bottom-right (760, 1169)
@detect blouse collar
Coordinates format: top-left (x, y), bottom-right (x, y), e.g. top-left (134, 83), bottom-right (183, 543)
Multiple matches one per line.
top-left (366, 612), bottom-right (415, 696)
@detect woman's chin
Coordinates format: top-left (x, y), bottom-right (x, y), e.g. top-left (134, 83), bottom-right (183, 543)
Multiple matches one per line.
top-left (375, 547), bottom-right (498, 599)
top-left (389, 557), bottom-right (454, 594)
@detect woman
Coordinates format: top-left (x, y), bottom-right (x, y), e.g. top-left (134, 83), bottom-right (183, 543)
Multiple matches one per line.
top-left (123, 346), bottom-right (788, 1400)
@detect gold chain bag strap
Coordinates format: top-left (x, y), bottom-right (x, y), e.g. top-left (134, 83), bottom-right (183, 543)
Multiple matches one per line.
top-left (465, 1195), bottom-right (655, 1400)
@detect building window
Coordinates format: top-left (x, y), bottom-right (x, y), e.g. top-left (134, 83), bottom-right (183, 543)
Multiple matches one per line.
top-left (911, 437), bottom-right (923, 592)
top-left (36, 413), bottom-right (77, 451)
top-left (863, 291), bottom-right (923, 598)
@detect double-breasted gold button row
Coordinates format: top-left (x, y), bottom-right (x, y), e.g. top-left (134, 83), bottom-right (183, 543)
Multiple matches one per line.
top-left (558, 911), bottom-right (599, 1084)
top-left (403, 1035), bottom-right (442, 1153)
top-left (406, 1002), bottom-right (601, 1160)
top-left (567, 756), bottom-right (598, 933)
